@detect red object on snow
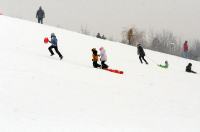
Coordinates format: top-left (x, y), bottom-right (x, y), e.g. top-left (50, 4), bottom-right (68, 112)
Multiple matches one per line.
top-left (104, 68), bottom-right (124, 74)
top-left (113, 70), bottom-right (118, 73)
top-left (119, 71), bottom-right (124, 74)
top-left (44, 37), bottom-right (49, 44)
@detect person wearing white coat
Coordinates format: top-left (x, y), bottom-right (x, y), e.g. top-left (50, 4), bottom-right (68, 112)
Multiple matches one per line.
top-left (99, 47), bottom-right (108, 69)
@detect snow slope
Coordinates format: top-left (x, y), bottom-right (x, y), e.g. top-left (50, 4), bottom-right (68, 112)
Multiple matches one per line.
top-left (0, 15), bottom-right (200, 132)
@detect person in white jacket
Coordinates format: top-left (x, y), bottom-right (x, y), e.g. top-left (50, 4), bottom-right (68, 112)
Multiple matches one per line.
top-left (99, 47), bottom-right (108, 69)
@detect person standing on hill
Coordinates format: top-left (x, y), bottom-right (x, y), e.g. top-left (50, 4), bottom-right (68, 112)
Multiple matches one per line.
top-left (99, 47), bottom-right (108, 69)
top-left (48, 33), bottom-right (63, 60)
top-left (137, 44), bottom-right (148, 64)
top-left (91, 48), bottom-right (101, 68)
top-left (36, 6), bottom-right (45, 24)
top-left (183, 40), bottom-right (189, 58)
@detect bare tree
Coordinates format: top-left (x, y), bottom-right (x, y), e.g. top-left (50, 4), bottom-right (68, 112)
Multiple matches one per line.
top-left (80, 25), bottom-right (90, 35)
top-left (121, 26), bottom-right (145, 46)
top-left (149, 30), bottom-right (178, 55)
top-left (189, 39), bottom-right (200, 60)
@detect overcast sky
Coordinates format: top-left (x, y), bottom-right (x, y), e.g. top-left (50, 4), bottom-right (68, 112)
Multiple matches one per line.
top-left (0, 0), bottom-right (200, 41)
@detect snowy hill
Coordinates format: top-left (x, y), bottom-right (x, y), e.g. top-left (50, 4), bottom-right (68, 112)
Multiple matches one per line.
top-left (0, 15), bottom-right (200, 132)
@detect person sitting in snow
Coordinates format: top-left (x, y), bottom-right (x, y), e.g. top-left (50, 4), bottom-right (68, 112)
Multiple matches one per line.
top-left (137, 44), bottom-right (148, 64)
top-left (48, 33), bottom-right (63, 60)
top-left (99, 47), bottom-right (109, 69)
top-left (91, 48), bottom-right (101, 68)
top-left (96, 33), bottom-right (101, 39)
top-left (186, 63), bottom-right (197, 74)
top-left (158, 60), bottom-right (169, 68)
top-left (182, 40), bottom-right (189, 58)
top-left (101, 35), bottom-right (106, 40)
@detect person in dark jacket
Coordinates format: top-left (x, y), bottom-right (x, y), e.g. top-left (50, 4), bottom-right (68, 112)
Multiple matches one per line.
top-left (96, 33), bottom-right (101, 39)
top-left (91, 48), bottom-right (101, 68)
top-left (48, 33), bottom-right (63, 60)
top-left (101, 35), bottom-right (106, 40)
top-left (36, 6), bottom-right (45, 24)
top-left (137, 44), bottom-right (148, 64)
top-left (186, 63), bottom-right (197, 74)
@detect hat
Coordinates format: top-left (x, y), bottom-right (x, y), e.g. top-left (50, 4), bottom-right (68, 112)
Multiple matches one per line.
top-left (92, 48), bottom-right (96, 51)
top-left (99, 47), bottom-right (104, 51)
top-left (51, 33), bottom-right (55, 37)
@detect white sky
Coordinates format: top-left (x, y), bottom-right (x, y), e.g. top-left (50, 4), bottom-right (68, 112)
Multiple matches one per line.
top-left (0, 0), bottom-right (200, 41)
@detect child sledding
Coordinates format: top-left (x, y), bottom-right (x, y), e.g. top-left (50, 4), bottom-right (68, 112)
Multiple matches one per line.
top-left (158, 61), bottom-right (169, 68)
top-left (91, 47), bottom-right (123, 74)
top-left (91, 47), bottom-right (109, 69)
top-left (99, 47), bottom-right (109, 69)
top-left (91, 48), bottom-right (101, 68)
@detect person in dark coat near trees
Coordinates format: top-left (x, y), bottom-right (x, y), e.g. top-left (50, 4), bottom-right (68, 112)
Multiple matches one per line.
top-left (36, 6), bottom-right (45, 24)
top-left (101, 35), bottom-right (106, 40)
top-left (96, 33), bottom-right (101, 39)
top-left (137, 44), bottom-right (148, 64)
top-left (186, 63), bottom-right (197, 74)
top-left (48, 33), bottom-right (63, 60)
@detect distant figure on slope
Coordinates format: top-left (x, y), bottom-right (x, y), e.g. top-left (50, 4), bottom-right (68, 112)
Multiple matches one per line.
top-left (186, 63), bottom-right (197, 74)
top-left (91, 48), bottom-right (101, 68)
top-left (137, 44), bottom-right (148, 64)
top-left (96, 33), bottom-right (101, 39)
top-left (182, 40), bottom-right (189, 58)
top-left (48, 33), bottom-right (63, 60)
top-left (36, 6), bottom-right (45, 24)
top-left (158, 60), bottom-right (169, 68)
top-left (99, 47), bottom-right (109, 69)
top-left (101, 35), bottom-right (106, 40)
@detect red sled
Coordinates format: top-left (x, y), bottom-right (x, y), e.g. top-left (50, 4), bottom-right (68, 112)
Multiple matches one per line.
top-left (44, 37), bottom-right (49, 44)
top-left (104, 68), bottom-right (124, 74)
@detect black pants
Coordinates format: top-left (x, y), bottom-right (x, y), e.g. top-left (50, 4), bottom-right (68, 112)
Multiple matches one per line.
top-left (139, 56), bottom-right (148, 64)
top-left (101, 61), bottom-right (108, 69)
top-left (48, 45), bottom-right (63, 58)
top-left (38, 18), bottom-right (43, 24)
top-left (93, 61), bottom-right (101, 68)
top-left (186, 70), bottom-right (197, 74)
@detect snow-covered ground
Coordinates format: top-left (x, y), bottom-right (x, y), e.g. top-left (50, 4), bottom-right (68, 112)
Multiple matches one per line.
top-left (0, 15), bottom-right (200, 132)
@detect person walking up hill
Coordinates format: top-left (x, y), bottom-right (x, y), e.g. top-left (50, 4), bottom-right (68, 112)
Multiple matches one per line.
top-left (137, 44), bottom-right (148, 64)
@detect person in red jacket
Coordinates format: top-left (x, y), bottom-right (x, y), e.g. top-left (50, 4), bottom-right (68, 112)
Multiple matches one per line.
top-left (183, 40), bottom-right (189, 58)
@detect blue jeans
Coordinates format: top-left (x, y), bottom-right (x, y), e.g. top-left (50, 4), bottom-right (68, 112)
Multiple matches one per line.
top-left (183, 52), bottom-right (188, 58)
